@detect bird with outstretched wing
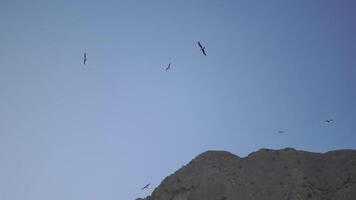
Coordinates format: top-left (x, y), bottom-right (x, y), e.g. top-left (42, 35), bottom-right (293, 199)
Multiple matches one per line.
top-left (83, 53), bottom-right (87, 65)
top-left (198, 41), bottom-right (207, 56)
top-left (278, 130), bottom-right (285, 134)
top-left (325, 118), bottom-right (334, 123)
top-left (165, 63), bottom-right (171, 72)
top-left (142, 183), bottom-right (150, 190)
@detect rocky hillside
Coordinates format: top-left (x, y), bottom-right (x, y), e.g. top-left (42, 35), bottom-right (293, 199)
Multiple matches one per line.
top-left (138, 148), bottom-right (356, 200)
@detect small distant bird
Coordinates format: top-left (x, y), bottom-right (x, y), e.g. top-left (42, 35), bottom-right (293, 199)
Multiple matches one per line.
top-left (165, 63), bottom-right (171, 72)
top-left (325, 118), bottom-right (334, 123)
top-left (278, 130), bottom-right (285, 134)
top-left (142, 183), bottom-right (150, 190)
top-left (83, 53), bottom-right (87, 65)
top-left (198, 41), bottom-right (207, 56)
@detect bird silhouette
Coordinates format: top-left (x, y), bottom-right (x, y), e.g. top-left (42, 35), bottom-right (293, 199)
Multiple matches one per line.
top-left (198, 41), bottom-right (207, 56)
top-left (325, 118), bottom-right (334, 123)
top-left (278, 130), bottom-right (285, 134)
top-left (83, 53), bottom-right (87, 65)
top-left (142, 183), bottom-right (150, 190)
top-left (165, 63), bottom-right (171, 72)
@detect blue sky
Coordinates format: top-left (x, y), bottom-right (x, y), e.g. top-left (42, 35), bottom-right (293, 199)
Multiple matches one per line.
top-left (1, 1), bottom-right (356, 200)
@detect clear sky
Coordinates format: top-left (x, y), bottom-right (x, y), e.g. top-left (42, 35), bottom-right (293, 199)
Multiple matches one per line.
top-left (1, 1), bottom-right (356, 200)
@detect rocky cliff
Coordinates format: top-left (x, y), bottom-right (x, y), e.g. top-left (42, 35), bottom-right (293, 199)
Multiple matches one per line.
top-left (138, 148), bottom-right (356, 200)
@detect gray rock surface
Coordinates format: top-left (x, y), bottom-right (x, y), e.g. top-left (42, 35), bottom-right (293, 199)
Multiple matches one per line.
top-left (140, 148), bottom-right (356, 200)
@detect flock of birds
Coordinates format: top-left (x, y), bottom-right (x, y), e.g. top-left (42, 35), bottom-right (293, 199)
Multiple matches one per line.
top-left (82, 40), bottom-right (335, 192)
top-left (82, 41), bottom-right (207, 72)
top-left (278, 118), bottom-right (334, 134)
top-left (82, 42), bottom-right (206, 192)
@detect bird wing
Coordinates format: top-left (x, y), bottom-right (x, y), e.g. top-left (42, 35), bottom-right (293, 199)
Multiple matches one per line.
top-left (202, 48), bottom-right (206, 56)
top-left (198, 41), bottom-right (203, 49)
top-left (165, 63), bottom-right (171, 71)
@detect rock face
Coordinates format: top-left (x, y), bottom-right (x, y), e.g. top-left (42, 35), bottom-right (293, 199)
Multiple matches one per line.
top-left (141, 148), bottom-right (356, 200)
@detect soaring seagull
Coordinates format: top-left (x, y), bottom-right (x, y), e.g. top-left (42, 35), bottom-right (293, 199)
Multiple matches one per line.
top-left (142, 183), bottom-right (150, 190)
top-left (83, 53), bottom-right (87, 65)
top-left (165, 63), bottom-right (171, 72)
top-left (325, 118), bottom-right (334, 123)
top-left (198, 41), bottom-right (207, 56)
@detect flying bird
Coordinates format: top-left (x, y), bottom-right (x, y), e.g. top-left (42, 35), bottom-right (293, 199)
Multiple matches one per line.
top-left (198, 41), bottom-right (207, 56)
top-left (142, 183), bottom-right (150, 190)
top-left (83, 53), bottom-right (87, 65)
top-left (165, 63), bottom-right (171, 72)
top-left (278, 130), bottom-right (285, 134)
top-left (325, 118), bottom-right (334, 123)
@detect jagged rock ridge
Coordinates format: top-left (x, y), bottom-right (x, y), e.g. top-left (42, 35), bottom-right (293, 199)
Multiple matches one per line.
top-left (138, 148), bottom-right (356, 200)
